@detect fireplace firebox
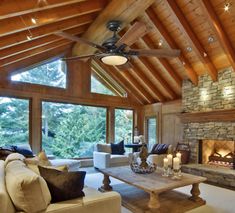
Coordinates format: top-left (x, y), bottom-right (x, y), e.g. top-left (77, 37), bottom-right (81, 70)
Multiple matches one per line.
top-left (198, 140), bottom-right (235, 169)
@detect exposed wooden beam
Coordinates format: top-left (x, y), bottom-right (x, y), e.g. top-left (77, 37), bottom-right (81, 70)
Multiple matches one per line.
top-left (0, 24), bottom-right (88, 60)
top-left (94, 60), bottom-right (146, 105)
top-left (0, 39), bottom-right (74, 67)
top-left (1, 43), bottom-right (72, 74)
top-left (0, 0), bottom-right (106, 37)
top-left (146, 7), bottom-right (198, 85)
top-left (116, 67), bottom-right (155, 104)
top-left (73, 0), bottom-right (155, 55)
top-left (165, 0), bottom-right (217, 81)
top-left (0, 0), bottom-right (86, 19)
top-left (140, 35), bottom-right (182, 89)
top-left (129, 60), bottom-right (165, 102)
top-left (0, 12), bottom-right (97, 50)
top-left (199, 0), bottom-right (235, 71)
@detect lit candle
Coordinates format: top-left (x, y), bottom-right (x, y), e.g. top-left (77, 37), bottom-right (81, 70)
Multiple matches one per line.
top-left (163, 158), bottom-right (168, 168)
top-left (167, 154), bottom-right (173, 167)
top-left (176, 152), bottom-right (182, 163)
top-left (173, 157), bottom-right (180, 170)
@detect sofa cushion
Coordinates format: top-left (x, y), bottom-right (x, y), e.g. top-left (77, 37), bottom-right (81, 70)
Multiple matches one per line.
top-left (5, 160), bottom-right (51, 213)
top-left (150, 143), bottom-right (169, 154)
top-left (110, 155), bottom-right (129, 164)
top-left (111, 140), bottom-right (125, 155)
top-left (0, 160), bottom-right (15, 213)
top-left (96, 144), bottom-right (111, 153)
top-left (39, 166), bottom-right (86, 203)
top-left (4, 153), bottom-right (25, 166)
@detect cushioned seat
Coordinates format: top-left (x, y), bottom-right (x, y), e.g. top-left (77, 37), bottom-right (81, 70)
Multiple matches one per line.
top-left (50, 159), bottom-right (81, 171)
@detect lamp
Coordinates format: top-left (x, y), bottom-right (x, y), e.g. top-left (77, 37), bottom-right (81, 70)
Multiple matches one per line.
top-left (101, 54), bottom-right (128, 66)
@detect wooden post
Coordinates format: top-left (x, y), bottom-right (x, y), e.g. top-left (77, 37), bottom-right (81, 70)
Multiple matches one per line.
top-left (107, 107), bottom-right (115, 144)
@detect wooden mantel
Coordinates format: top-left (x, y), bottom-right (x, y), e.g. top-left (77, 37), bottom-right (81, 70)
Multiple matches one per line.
top-left (178, 109), bottom-right (235, 123)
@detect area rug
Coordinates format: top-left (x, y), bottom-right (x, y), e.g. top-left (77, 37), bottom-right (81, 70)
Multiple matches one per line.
top-left (112, 183), bottom-right (205, 213)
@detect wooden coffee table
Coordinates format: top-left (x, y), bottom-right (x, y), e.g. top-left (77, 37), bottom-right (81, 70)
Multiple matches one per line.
top-left (98, 166), bottom-right (206, 211)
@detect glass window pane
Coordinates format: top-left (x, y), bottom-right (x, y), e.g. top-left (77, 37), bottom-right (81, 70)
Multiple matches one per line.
top-left (11, 59), bottom-right (66, 88)
top-left (0, 97), bottom-right (29, 146)
top-left (42, 102), bottom-right (106, 158)
top-left (115, 109), bottom-right (133, 143)
top-left (147, 117), bottom-right (157, 150)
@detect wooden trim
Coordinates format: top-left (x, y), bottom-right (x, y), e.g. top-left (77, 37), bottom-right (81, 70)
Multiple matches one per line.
top-left (146, 7), bottom-right (198, 85)
top-left (165, 0), bottom-right (217, 81)
top-left (199, 0), bottom-right (235, 71)
top-left (178, 109), bottom-right (235, 123)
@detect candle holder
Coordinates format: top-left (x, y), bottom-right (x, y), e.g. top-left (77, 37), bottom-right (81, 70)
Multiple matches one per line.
top-left (172, 168), bottom-right (181, 180)
top-left (162, 165), bottom-right (169, 177)
top-left (167, 165), bottom-right (173, 176)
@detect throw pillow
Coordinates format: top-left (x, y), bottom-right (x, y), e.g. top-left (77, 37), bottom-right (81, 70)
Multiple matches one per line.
top-left (111, 140), bottom-right (125, 155)
top-left (38, 166), bottom-right (86, 203)
top-left (27, 164), bottom-right (68, 175)
top-left (150, 143), bottom-right (169, 155)
top-left (12, 144), bottom-right (34, 157)
top-left (5, 160), bottom-right (51, 213)
top-left (24, 150), bottom-right (52, 166)
top-left (0, 148), bottom-right (15, 160)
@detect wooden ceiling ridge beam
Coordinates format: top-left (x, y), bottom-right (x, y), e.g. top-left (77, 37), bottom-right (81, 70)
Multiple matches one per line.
top-left (0, 25), bottom-right (88, 60)
top-left (0, 0), bottom-right (106, 38)
top-left (199, 0), bottom-right (235, 71)
top-left (94, 60), bottom-right (146, 105)
top-left (129, 61), bottom-right (165, 102)
top-left (0, 39), bottom-right (75, 67)
top-left (115, 67), bottom-right (155, 104)
top-left (130, 42), bottom-right (177, 100)
top-left (146, 7), bottom-right (198, 85)
top-left (0, 0), bottom-right (86, 19)
top-left (165, 0), bottom-right (217, 81)
top-left (140, 35), bottom-right (182, 89)
top-left (73, 0), bottom-right (155, 55)
top-left (1, 44), bottom-right (72, 75)
top-left (0, 12), bottom-right (97, 50)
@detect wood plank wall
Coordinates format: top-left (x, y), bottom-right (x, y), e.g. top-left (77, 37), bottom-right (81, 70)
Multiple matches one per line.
top-left (0, 60), bottom-right (141, 153)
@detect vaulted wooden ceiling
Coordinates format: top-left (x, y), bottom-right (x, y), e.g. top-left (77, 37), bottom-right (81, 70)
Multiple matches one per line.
top-left (0, 0), bottom-right (235, 105)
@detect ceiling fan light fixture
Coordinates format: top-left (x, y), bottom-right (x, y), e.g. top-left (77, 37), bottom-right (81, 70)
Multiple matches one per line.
top-left (101, 54), bottom-right (128, 66)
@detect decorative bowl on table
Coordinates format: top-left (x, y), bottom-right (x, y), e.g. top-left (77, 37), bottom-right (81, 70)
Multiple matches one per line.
top-left (130, 161), bottom-right (156, 174)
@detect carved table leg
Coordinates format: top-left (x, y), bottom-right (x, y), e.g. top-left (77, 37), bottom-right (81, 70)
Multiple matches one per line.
top-left (99, 174), bottom-right (113, 192)
top-left (148, 192), bottom-right (160, 210)
top-left (189, 183), bottom-right (205, 204)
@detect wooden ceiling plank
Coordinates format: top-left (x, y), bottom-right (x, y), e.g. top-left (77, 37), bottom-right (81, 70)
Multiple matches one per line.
top-left (116, 67), bottom-right (155, 104)
top-left (73, 0), bottom-right (155, 55)
top-left (94, 60), bottom-right (146, 105)
top-left (1, 44), bottom-right (72, 74)
top-left (0, 12), bottom-right (97, 50)
top-left (0, 25), bottom-right (88, 60)
top-left (199, 0), bottom-right (235, 71)
top-left (165, 0), bottom-right (217, 81)
top-left (146, 7), bottom-right (198, 85)
top-left (0, 0), bottom-right (86, 19)
top-left (140, 35), bottom-right (182, 89)
top-left (0, 0), bottom-right (106, 37)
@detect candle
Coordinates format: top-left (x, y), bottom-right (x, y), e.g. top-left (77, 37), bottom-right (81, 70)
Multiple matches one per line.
top-left (167, 154), bottom-right (173, 167)
top-left (176, 152), bottom-right (182, 163)
top-left (173, 157), bottom-right (180, 170)
top-left (163, 158), bottom-right (168, 168)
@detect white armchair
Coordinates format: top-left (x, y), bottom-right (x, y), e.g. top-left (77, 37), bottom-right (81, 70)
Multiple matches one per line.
top-left (93, 144), bottom-right (132, 169)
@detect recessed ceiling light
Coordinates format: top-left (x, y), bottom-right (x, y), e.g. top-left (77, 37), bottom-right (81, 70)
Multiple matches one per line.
top-left (208, 36), bottom-right (214, 43)
top-left (158, 39), bottom-right (163, 46)
top-left (203, 52), bottom-right (207, 57)
top-left (31, 18), bottom-right (37, 24)
top-left (224, 3), bottom-right (230, 12)
top-left (186, 46), bottom-right (192, 52)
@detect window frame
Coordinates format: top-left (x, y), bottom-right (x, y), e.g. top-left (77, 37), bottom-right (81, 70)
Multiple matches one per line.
top-left (145, 115), bottom-right (159, 149)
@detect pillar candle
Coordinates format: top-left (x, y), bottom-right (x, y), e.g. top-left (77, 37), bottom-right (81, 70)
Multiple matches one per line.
top-left (176, 152), bottom-right (182, 163)
top-left (163, 158), bottom-right (168, 168)
top-left (167, 154), bottom-right (173, 166)
top-left (173, 157), bottom-right (180, 170)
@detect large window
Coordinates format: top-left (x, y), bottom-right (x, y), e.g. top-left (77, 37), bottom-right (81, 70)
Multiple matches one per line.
top-left (11, 58), bottom-right (66, 88)
top-left (42, 102), bottom-right (106, 158)
top-left (146, 117), bottom-right (157, 151)
top-left (0, 97), bottom-right (29, 146)
top-left (115, 109), bottom-right (133, 143)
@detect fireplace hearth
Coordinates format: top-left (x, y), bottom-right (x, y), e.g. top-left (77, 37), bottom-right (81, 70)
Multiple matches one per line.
top-left (198, 140), bottom-right (235, 169)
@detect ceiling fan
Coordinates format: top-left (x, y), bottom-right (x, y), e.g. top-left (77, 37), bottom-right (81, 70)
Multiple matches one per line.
top-left (55, 20), bottom-right (180, 67)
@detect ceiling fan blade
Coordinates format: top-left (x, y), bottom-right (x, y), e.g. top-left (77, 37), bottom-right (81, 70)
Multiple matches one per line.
top-left (116, 22), bottom-right (148, 46)
top-left (55, 31), bottom-right (106, 52)
top-left (62, 54), bottom-right (96, 61)
top-left (129, 49), bottom-right (181, 58)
